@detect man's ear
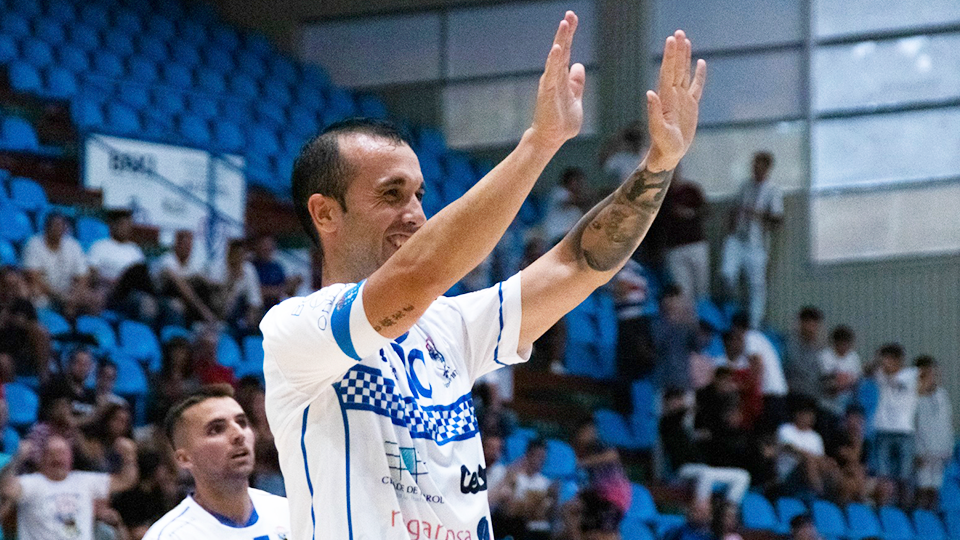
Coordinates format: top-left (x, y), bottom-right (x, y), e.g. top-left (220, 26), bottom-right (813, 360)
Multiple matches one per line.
top-left (174, 447), bottom-right (192, 472)
top-left (308, 193), bottom-right (343, 235)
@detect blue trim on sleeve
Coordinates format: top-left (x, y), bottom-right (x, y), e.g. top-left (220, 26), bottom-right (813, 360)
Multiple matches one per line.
top-left (155, 505), bottom-right (190, 538)
top-left (336, 388), bottom-right (355, 540)
top-left (493, 281), bottom-right (507, 366)
top-left (300, 406), bottom-right (316, 540)
top-left (331, 283), bottom-right (363, 361)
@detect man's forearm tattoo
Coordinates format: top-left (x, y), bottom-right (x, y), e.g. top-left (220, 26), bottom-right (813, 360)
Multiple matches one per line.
top-left (572, 167), bottom-right (675, 272)
top-left (374, 304), bottom-right (415, 332)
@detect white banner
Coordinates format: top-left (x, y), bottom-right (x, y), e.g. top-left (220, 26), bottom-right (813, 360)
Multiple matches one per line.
top-left (83, 134), bottom-right (246, 266)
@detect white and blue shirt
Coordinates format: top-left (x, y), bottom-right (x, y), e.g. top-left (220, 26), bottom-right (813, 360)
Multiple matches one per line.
top-left (261, 273), bottom-right (528, 540)
top-left (142, 488), bottom-right (290, 540)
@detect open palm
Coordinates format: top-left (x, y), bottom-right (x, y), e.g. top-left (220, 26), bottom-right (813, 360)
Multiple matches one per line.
top-left (529, 11), bottom-right (586, 150)
top-left (647, 30), bottom-right (707, 170)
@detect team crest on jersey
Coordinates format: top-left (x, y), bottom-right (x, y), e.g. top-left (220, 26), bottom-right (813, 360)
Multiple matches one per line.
top-left (425, 336), bottom-right (457, 387)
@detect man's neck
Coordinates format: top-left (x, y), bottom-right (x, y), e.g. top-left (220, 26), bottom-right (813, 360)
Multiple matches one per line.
top-left (193, 478), bottom-right (253, 526)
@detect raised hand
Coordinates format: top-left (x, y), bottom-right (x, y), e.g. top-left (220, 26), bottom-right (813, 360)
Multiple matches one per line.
top-left (529, 11), bottom-right (586, 150)
top-left (646, 30), bottom-right (707, 172)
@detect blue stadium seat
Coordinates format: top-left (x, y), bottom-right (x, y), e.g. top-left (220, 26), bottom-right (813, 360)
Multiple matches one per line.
top-left (179, 114), bottom-right (211, 147)
top-left (35, 19), bottom-right (66, 46)
top-left (236, 50), bottom-right (266, 78)
top-left (326, 87), bottom-right (358, 117)
top-left (142, 115), bottom-right (174, 141)
top-left (288, 107), bottom-right (320, 137)
top-left (281, 131), bottom-right (307, 157)
top-left (626, 484), bottom-right (658, 523)
top-left (630, 379), bottom-right (657, 450)
top-left (217, 333), bottom-right (242, 369)
top-left (113, 353), bottom-right (148, 397)
top-left (3, 426), bottom-right (21, 455)
top-left (229, 74), bottom-right (260, 100)
top-left (202, 46), bottom-right (235, 74)
top-left (941, 478), bottom-right (960, 512)
top-left (160, 325), bottom-right (191, 344)
top-left (742, 492), bottom-right (783, 533)
top-left (594, 409), bottom-right (636, 449)
top-left (877, 506), bottom-right (916, 540)
top-left (105, 103), bottom-right (141, 135)
top-left (245, 33), bottom-right (273, 57)
top-left (1, 115), bottom-right (40, 152)
top-left (57, 43), bottom-right (90, 73)
top-left (80, 4), bottom-right (110, 28)
top-left (564, 290), bottom-right (618, 380)
top-left (104, 29), bottom-right (136, 58)
top-left (161, 63), bottom-right (194, 89)
top-left (247, 125), bottom-right (280, 155)
top-left (187, 93), bottom-right (220, 120)
top-left (219, 99), bottom-right (251, 127)
top-left (212, 121), bottom-right (245, 154)
top-left (114, 10), bottom-right (143, 35)
top-left (912, 509), bottom-right (945, 540)
top-left (146, 15), bottom-right (176, 41)
top-left (8, 177), bottom-right (47, 214)
top-left (244, 153), bottom-right (272, 188)
top-left (210, 25), bottom-right (241, 50)
top-left (119, 320), bottom-right (162, 372)
top-left (197, 70), bottom-right (226, 94)
top-left (69, 24), bottom-right (101, 51)
top-left (118, 81), bottom-right (151, 110)
top-left (178, 20), bottom-right (208, 45)
top-left (944, 512), bottom-right (960, 540)
top-left (71, 99), bottom-right (105, 131)
top-left (776, 498), bottom-right (808, 532)
top-left (43, 66), bottom-right (77, 99)
top-left (237, 335), bottom-right (265, 377)
top-left (187, 3), bottom-right (220, 26)
top-left (8, 61), bottom-right (43, 94)
top-left (128, 56), bottom-right (159, 84)
top-left (169, 41), bottom-right (201, 68)
top-left (43, 0), bottom-right (76, 22)
top-left (846, 503), bottom-right (882, 540)
top-left (543, 439), bottom-right (577, 480)
top-left (620, 517), bottom-right (656, 540)
top-left (0, 239), bottom-right (16, 266)
top-left (0, 13), bottom-right (31, 39)
top-left (417, 127), bottom-right (447, 157)
top-left (11, 0), bottom-right (41, 16)
top-left (812, 500), bottom-right (847, 540)
top-left (136, 34), bottom-right (168, 62)
top-left (357, 95), bottom-right (388, 119)
top-left (36, 308), bottom-right (71, 336)
top-left (0, 35), bottom-right (17, 64)
top-left (258, 101), bottom-right (287, 127)
top-left (293, 85), bottom-right (325, 113)
top-left (6, 382), bottom-right (39, 430)
top-left (93, 51), bottom-right (125, 78)
top-left (503, 429), bottom-right (536, 464)
top-left (76, 315), bottom-right (117, 352)
top-left (262, 80), bottom-right (293, 107)
top-left (301, 64), bottom-right (332, 90)
top-left (152, 89), bottom-right (185, 116)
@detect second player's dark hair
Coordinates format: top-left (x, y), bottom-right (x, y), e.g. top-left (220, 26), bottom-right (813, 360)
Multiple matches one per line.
top-left (163, 384), bottom-right (236, 448)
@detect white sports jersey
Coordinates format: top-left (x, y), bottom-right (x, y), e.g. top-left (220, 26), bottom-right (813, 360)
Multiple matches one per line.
top-left (143, 488), bottom-right (290, 540)
top-left (262, 273), bottom-right (528, 540)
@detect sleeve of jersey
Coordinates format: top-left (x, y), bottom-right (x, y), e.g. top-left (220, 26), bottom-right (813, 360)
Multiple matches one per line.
top-left (261, 281), bottom-right (391, 395)
top-left (448, 272), bottom-right (531, 382)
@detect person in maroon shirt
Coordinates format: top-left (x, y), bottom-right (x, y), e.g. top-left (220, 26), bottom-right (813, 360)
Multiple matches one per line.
top-left (661, 165), bottom-right (709, 301)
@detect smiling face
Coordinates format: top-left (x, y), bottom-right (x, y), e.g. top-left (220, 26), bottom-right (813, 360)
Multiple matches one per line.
top-left (173, 397), bottom-right (256, 483)
top-left (323, 133), bottom-right (426, 281)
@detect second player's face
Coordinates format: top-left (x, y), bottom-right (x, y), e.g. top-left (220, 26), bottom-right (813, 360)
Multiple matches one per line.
top-left (339, 134), bottom-right (426, 276)
top-left (180, 397), bottom-right (256, 480)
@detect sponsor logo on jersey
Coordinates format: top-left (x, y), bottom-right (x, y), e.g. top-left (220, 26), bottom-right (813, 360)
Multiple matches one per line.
top-left (459, 464), bottom-right (488, 494)
top-left (425, 336), bottom-right (457, 387)
top-left (391, 511), bottom-right (474, 540)
top-left (477, 516), bottom-right (491, 540)
top-left (383, 441), bottom-right (445, 504)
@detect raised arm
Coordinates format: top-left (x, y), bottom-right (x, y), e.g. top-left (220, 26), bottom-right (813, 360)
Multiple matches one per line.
top-left (363, 12), bottom-right (586, 338)
top-left (519, 30), bottom-right (707, 347)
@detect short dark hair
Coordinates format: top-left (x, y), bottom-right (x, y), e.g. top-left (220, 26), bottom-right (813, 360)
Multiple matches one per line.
top-left (830, 325), bottom-right (854, 343)
top-left (660, 284), bottom-right (684, 303)
top-left (97, 359), bottom-right (117, 374)
top-left (43, 211), bottom-right (67, 230)
top-left (527, 438), bottom-right (547, 453)
top-left (754, 151), bottom-right (774, 168)
top-left (790, 513), bottom-right (814, 531)
top-left (915, 355), bottom-right (936, 369)
top-left (798, 306), bottom-right (823, 322)
top-left (730, 312), bottom-right (750, 330)
top-left (290, 117), bottom-right (411, 248)
top-left (163, 384), bottom-right (236, 448)
top-left (878, 343), bottom-right (905, 359)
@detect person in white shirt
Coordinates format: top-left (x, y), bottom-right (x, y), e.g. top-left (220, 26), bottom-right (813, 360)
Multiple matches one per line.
top-left (720, 152), bottom-right (783, 328)
top-left (87, 209), bottom-right (146, 284)
top-left (776, 401), bottom-right (826, 496)
top-left (156, 230), bottom-right (217, 325)
top-left (914, 356), bottom-right (954, 510)
top-left (88, 209), bottom-right (157, 323)
top-left (497, 440), bottom-right (555, 540)
top-left (143, 386), bottom-right (290, 540)
top-left (818, 325), bottom-right (861, 416)
top-left (23, 212), bottom-right (100, 316)
top-left (262, 16), bottom-right (707, 540)
top-left (872, 343), bottom-right (918, 502)
top-left (208, 238), bottom-right (263, 331)
top-left (0, 433), bottom-right (138, 540)
top-left (729, 313), bottom-right (788, 430)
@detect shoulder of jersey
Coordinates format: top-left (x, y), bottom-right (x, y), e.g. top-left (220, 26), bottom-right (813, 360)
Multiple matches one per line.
top-left (142, 498), bottom-right (195, 540)
top-left (249, 488), bottom-right (291, 525)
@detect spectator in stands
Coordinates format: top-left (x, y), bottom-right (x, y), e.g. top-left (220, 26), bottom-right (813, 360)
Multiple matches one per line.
top-left (789, 514), bottom-right (821, 540)
top-left (823, 430), bottom-right (874, 505)
top-left (661, 389), bottom-right (751, 503)
top-left (720, 151), bottom-right (783, 328)
top-left (784, 307), bottom-right (824, 402)
top-left (729, 313), bottom-right (788, 431)
top-left (601, 122), bottom-right (645, 184)
top-left (0, 399), bottom-right (18, 455)
top-left (22, 212), bottom-right (99, 317)
top-left (872, 343), bottom-right (918, 505)
top-left (824, 405), bottom-right (870, 468)
top-left (714, 330), bottom-right (764, 430)
top-left (26, 383), bottom-right (85, 464)
top-left (156, 229), bottom-right (217, 325)
top-left (235, 377), bottom-right (284, 496)
top-left (542, 167), bottom-right (587, 245)
top-left (818, 325), bottom-right (861, 417)
top-left (612, 257), bottom-right (656, 410)
top-left (496, 439), bottom-right (556, 540)
top-left (474, 381), bottom-right (518, 438)
top-left (88, 209), bottom-right (155, 323)
top-left (251, 234), bottom-right (301, 309)
top-left (572, 419), bottom-right (632, 521)
top-left (148, 336), bottom-right (199, 424)
top-left (94, 359), bottom-right (128, 409)
top-left (78, 402), bottom-right (133, 473)
top-left (209, 238), bottom-right (263, 332)
top-left (661, 165), bottom-right (710, 301)
top-left (0, 434), bottom-right (138, 540)
top-left (663, 498), bottom-right (717, 540)
top-left (914, 355), bottom-right (954, 509)
top-left (651, 285), bottom-right (699, 400)
top-left (42, 346), bottom-right (97, 423)
top-left (695, 363), bottom-right (756, 466)
top-left (483, 433), bottom-right (509, 515)
top-left (776, 399), bottom-right (827, 498)
top-left (111, 450), bottom-right (179, 539)
top-left (191, 328), bottom-right (236, 386)
top-left (712, 501), bottom-right (743, 540)
top-left (0, 265), bottom-right (51, 381)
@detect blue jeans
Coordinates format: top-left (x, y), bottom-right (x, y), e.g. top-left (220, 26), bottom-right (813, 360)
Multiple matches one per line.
top-left (874, 432), bottom-right (915, 480)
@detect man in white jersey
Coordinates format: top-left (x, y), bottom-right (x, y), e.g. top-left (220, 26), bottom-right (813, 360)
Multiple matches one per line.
top-left (144, 386), bottom-right (290, 539)
top-left (262, 11), bottom-right (707, 540)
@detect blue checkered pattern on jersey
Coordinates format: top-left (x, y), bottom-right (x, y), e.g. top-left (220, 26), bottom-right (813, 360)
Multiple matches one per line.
top-left (336, 365), bottom-right (478, 445)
